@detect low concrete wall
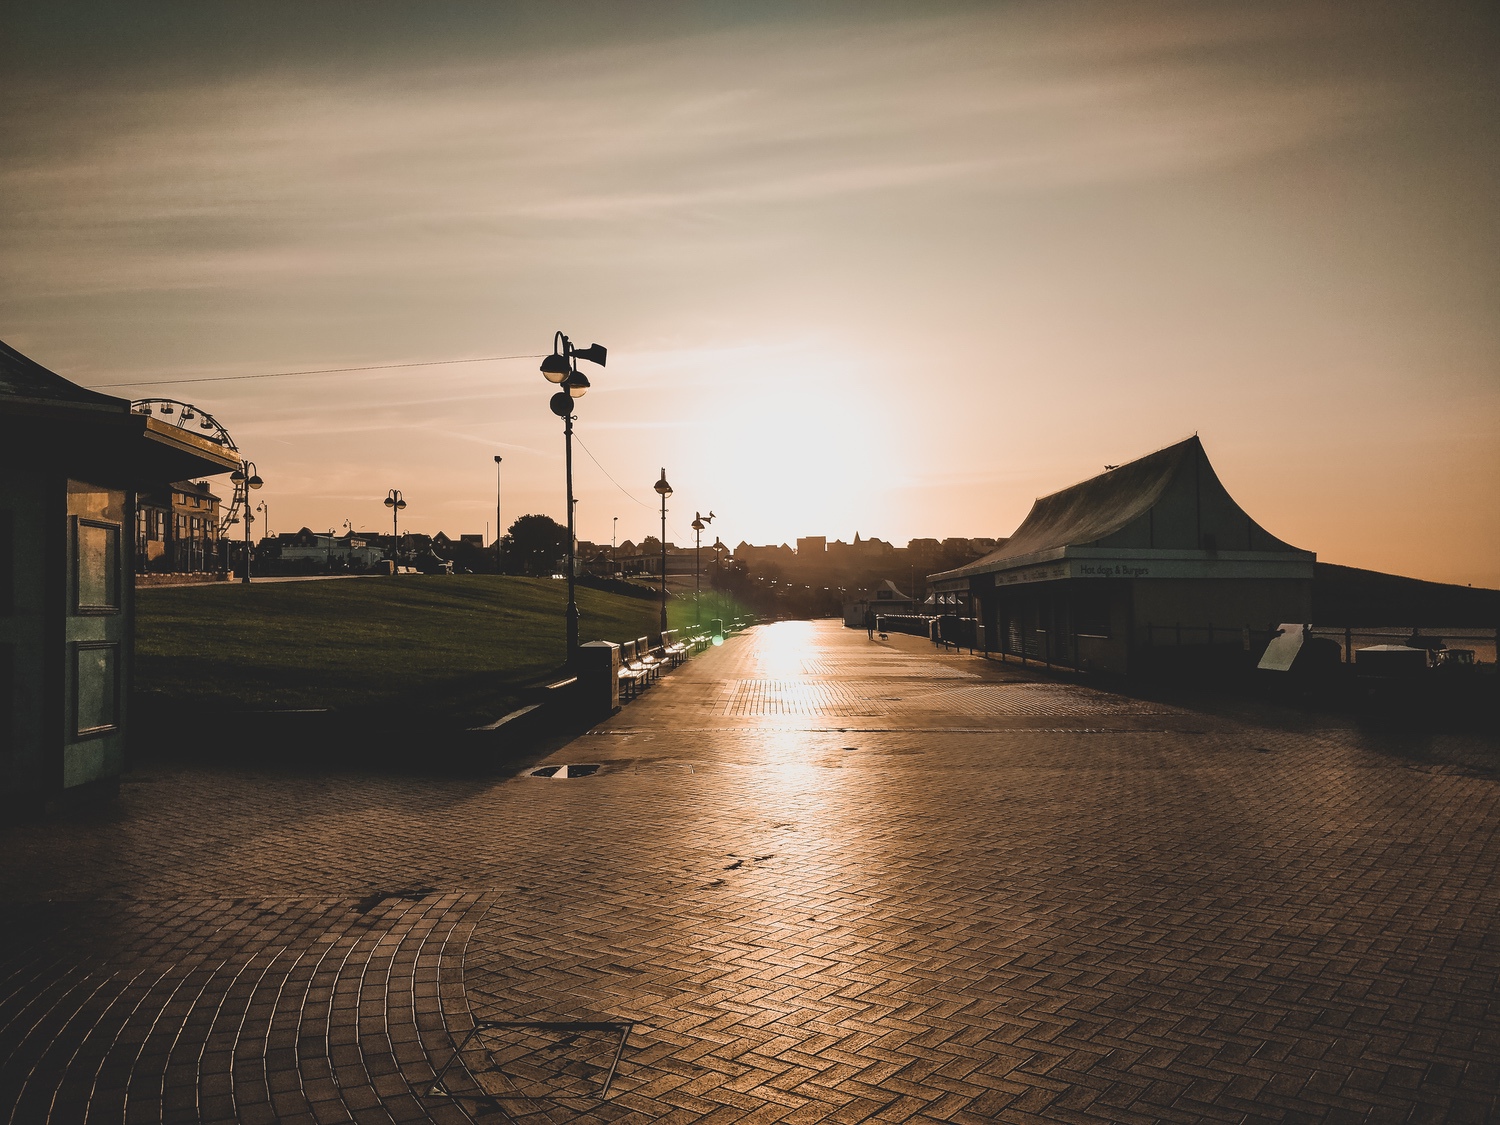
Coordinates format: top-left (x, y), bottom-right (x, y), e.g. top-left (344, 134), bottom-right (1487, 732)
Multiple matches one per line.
top-left (135, 573), bottom-right (227, 588)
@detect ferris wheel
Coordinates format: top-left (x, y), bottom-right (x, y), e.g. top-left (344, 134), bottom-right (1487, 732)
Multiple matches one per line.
top-left (131, 397), bottom-right (247, 536)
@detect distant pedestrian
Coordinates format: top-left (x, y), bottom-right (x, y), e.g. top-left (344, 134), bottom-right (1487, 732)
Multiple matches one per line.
top-left (863, 607), bottom-right (875, 640)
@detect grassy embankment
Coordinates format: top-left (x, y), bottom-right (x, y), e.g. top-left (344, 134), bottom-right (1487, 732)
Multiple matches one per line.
top-left (136, 575), bottom-right (714, 727)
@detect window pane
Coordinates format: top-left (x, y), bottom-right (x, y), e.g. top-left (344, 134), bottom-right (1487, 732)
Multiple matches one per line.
top-left (75, 643), bottom-right (118, 735)
top-left (75, 520), bottom-right (120, 611)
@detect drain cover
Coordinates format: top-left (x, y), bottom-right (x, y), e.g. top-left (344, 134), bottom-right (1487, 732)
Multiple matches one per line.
top-left (530, 764), bottom-right (601, 778)
top-left (424, 1018), bottom-right (636, 1110)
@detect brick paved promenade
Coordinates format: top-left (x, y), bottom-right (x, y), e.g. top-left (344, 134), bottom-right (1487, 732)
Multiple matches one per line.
top-left (3, 621), bottom-right (1498, 1123)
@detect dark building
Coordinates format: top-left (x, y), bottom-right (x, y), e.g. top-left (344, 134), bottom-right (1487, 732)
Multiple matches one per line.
top-left (1, 340), bottom-right (238, 801)
top-left (929, 436), bottom-right (1314, 675)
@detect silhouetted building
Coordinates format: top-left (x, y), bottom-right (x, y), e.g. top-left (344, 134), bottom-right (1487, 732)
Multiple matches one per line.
top-left (277, 529), bottom-right (384, 569)
top-left (796, 536), bottom-right (826, 558)
top-left (930, 436), bottom-right (1314, 675)
top-left (1, 339), bottom-right (238, 802)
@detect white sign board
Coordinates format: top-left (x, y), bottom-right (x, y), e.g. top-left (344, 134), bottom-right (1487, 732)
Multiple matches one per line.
top-left (1257, 623), bottom-right (1309, 672)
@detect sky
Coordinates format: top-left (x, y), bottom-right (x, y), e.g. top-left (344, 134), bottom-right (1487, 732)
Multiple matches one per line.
top-left (2, 1), bottom-right (1497, 586)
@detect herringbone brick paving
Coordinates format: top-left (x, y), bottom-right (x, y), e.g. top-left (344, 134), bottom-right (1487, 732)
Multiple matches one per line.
top-left (2, 621), bottom-right (1497, 1122)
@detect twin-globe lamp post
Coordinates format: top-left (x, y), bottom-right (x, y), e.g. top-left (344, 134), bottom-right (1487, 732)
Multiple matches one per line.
top-left (692, 510), bottom-right (715, 624)
top-left (541, 332), bottom-right (607, 662)
top-left (383, 489), bottom-right (407, 564)
top-left (228, 461), bottom-right (263, 584)
top-left (654, 469), bottom-right (672, 633)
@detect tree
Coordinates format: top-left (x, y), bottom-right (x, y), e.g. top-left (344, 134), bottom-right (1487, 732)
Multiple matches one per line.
top-left (500, 514), bottom-right (569, 576)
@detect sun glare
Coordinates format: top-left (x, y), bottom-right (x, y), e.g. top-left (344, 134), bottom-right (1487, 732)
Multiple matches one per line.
top-left (690, 352), bottom-right (902, 542)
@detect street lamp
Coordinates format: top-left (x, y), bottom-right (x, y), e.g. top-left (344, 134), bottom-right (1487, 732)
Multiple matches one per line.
top-left (228, 461), bottom-right (263, 584)
top-left (256, 500), bottom-right (270, 539)
top-left (384, 489), bottom-right (407, 563)
top-left (541, 331), bottom-right (607, 663)
top-left (501, 453), bottom-right (513, 573)
top-left (692, 510), bottom-right (715, 624)
top-left (712, 537), bottom-right (727, 642)
top-left (654, 468), bottom-right (672, 633)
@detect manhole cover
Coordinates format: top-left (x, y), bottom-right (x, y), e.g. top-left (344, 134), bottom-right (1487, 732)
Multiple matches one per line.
top-left (530, 764), bottom-right (601, 778)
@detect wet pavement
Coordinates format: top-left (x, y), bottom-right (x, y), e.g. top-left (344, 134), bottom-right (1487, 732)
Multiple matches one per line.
top-left (3, 620), bottom-right (1498, 1123)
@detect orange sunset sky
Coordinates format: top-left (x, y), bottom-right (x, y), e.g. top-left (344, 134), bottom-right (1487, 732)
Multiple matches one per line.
top-left (2, 2), bottom-right (1497, 586)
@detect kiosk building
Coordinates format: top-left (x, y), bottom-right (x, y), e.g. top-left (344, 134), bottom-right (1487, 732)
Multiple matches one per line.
top-left (1, 340), bottom-right (239, 802)
top-left (929, 436), bottom-right (1314, 675)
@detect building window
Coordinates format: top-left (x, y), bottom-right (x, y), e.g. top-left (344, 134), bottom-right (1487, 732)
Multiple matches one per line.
top-left (73, 642), bottom-right (120, 737)
top-left (73, 518), bottom-right (120, 614)
top-left (1073, 585), bottom-right (1111, 638)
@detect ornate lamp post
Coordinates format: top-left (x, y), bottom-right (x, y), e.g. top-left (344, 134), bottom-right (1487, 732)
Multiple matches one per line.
top-left (654, 469), bottom-right (673, 633)
top-left (384, 489), bottom-right (407, 563)
top-left (691, 510), bottom-right (715, 624)
top-left (541, 331), bottom-right (607, 662)
top-left (712, 537), bottom-right (727, 636)
top-left (228, 461), bottom-right (263, 584)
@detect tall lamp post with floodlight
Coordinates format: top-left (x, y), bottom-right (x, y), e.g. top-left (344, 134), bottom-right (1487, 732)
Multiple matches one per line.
top-left (691, 510), bottom-right (715, 623)
top-left (229, 461), bottom-right (263, 584)
top-left (540, 331), bottom-right (607, 662)
top-left (384, 489), bottom-right (407, 564)
top-left (654, 469), bottom-right (673, 633)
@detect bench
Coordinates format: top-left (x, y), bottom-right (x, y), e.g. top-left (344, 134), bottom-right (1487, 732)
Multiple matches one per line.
top-left (617, 640), bottom-right (647, 699)
top-left (626, 637), bottom-right (657, 685)
top-left (663, 628), bottom-right (689, 666)
top-left (637, 635), bottom-right (666, 681)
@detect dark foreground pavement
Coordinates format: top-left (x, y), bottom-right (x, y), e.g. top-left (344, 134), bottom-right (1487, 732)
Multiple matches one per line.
top-left (3, 621), bottom-right (1498, 1123)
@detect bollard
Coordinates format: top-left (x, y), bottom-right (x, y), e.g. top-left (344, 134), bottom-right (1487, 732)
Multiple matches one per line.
top-left (578, 641), bottom-right (620, 718)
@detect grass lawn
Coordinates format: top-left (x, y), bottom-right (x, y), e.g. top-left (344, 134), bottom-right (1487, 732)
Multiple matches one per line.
top-left (136, 575), bottom-right (714, 725)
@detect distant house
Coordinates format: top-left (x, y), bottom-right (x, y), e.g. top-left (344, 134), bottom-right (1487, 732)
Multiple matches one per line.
top-left (929, 436), bottom-right (1314, 675)
top-left (278, 528), bottom-right (385, 569)
top-left (136, 479), bottom-right (223, 573)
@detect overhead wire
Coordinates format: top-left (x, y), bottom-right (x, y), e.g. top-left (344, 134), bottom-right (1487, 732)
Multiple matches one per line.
top-left (96, 348), bottom-right (714, 542)
top-left (572, 433), bottom-right (650, 508)
top-left (92, 353), bottom-right (547, 389)
top-left (572, 433), bottom-right (699, 543)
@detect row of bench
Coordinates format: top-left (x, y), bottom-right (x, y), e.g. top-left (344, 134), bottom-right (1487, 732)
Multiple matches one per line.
top-left (616, 627), bottom-right (718, 699)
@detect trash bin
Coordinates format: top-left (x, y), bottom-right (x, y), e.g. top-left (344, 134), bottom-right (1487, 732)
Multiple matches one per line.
top-left (577, 641), bottom-right (620, 718)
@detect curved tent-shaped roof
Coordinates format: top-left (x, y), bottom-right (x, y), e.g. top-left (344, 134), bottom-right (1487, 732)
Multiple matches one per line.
top-left (0, 338), bottom-right (239, 484)
top-left (932, 436), bottom-right (1309, 584)
top-left (1, 338), bottom-right (128, 410)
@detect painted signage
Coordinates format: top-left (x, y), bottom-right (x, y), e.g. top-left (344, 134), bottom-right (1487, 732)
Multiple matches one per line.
top-left (983, 554), bottom-right (1313, 585)
top-left (994, 563), bottom-right (1068, 586)
top-left (1076, 562), bottom-right (1153, 579)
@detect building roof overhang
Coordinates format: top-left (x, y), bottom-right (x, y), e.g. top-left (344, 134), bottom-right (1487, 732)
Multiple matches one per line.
top-left (930, 544), bottom-right (1315, 591)
top-left (0, 341), bottom-right (240, 486)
